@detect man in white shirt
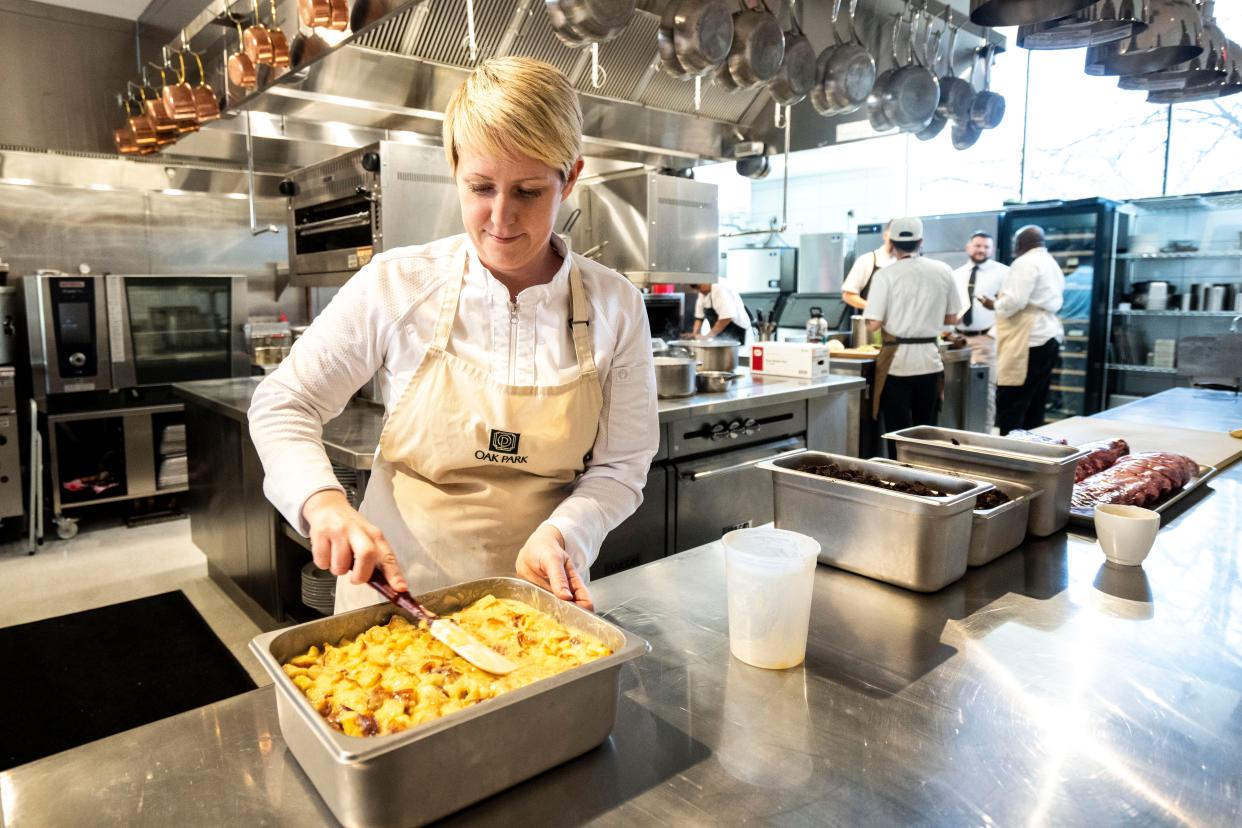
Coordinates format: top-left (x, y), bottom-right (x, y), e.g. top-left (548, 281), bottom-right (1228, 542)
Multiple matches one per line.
top-left (842, 221), bottom-right (896, 311)
top-left (952, 231), bottom-right (1009, 433)
top-left (692, 279), bottom-right (753, 344)
top-left (864, 217), bottom-right (961, 453)
top-left (981, 225), bottom-right (1065, 435)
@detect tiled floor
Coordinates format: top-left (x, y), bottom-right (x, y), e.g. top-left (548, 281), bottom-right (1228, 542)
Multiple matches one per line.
top-left (0, 517), bottom-right (272, 687)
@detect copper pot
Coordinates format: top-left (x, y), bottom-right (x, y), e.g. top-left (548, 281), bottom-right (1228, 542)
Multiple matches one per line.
top-left (327, 0), bottom-right (349, 31)
top-left (144, 96), bottom-right (178, 134)
top-left (190, 52), bottom-right (222, 121)
top-left (127, 102), bottom-right (158, 147)
top-left (114, 125), bottom-right (139, 155)
top-left (244, 24), bottom-right (275, 65)
top-left (298, 0), bottom-right (332, 28)
top-left (263, 0), bottom-right (291, 67)
top-left (228, 50), bottom-right (258, 88)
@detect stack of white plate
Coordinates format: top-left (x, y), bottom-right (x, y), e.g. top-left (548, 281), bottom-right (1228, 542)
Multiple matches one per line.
top-left (301, 562), bottom-right (336, 615)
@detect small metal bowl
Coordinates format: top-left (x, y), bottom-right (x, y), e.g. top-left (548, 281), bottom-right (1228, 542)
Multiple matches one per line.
top-left (695, 371), bottom-right (736, 393)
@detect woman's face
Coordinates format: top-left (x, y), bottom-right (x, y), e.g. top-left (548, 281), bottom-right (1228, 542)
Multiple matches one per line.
top-left (455, 145), bottom-right (584, 282)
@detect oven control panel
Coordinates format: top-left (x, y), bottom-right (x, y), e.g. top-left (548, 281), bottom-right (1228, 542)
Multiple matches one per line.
top-left (670, 400), bottom-right (807, 459)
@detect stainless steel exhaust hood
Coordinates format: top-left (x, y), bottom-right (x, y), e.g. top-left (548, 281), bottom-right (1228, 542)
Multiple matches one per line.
top-left (161, 0), bottom-right (1003, 171)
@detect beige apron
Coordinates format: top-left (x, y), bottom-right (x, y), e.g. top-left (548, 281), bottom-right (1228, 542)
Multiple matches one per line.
top-left (996, 306), bottom-right (1041, 387)
top-left (334, 250), bottom-right (604, 613)
top-left (872, 330), bottom-right (941, 420)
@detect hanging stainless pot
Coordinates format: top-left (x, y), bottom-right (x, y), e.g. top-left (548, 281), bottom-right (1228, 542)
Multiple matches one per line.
top-left (735, 152), bottom-right (771, 179)
top-left (969, 0), bottom-right (1096, 28)
top-left (768, 28), bottom-right (817, 105)
top-left (816, 0), bottom-right (877, 116)
top-left (547, 0), bottom-right (633, 45)
top-left (936, 19), bottom-right (975, 125)
top-left (867, 13), bottom-right (905, 132)
top-left (725, 5), bottom-right (785, 89)
top-left (951, 117), bottom-right (982, 151)
top-left (1148, 38), bottom-right (1242, 103)
top-left (1088, 0), bottom-right (1204, 77)
top-left (969, 45), bottom-right (1005, 130)
top-left (1118, 12), bottom-right (1227, 91)
top-left (1018, 0), bottom-right (1149, 49)
top-left (885, 8), bottom-right (940, 133)
top-left (671, 0), bottom-right (735, 75)
top-left (655, 356), bottom-right (697, 399)
top-left (915, 22), bottom-right (948, 141)
top-left (658, 3), bottom-right (694, 77)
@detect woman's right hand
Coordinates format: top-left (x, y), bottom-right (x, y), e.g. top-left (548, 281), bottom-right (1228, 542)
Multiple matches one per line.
top-left (302, 489), bottom-right (407, 592)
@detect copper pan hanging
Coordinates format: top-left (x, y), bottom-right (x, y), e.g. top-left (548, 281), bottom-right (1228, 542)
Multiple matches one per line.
top-left (298, 0), bottom-right (332, 28)
top-left (160, 52), bottom-right (198, 123)
top-left (228, 21), bottom-right (259, 89)
top-left (189, 51), bottom-right (221, 121)
top-left (244, 0), bottom-right (276, 65)
top-left (265, 0), bottom-right (291, 67)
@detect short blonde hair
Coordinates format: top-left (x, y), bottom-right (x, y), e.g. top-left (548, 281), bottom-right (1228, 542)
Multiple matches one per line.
top-left (442, 57), bottom-right (583, 180)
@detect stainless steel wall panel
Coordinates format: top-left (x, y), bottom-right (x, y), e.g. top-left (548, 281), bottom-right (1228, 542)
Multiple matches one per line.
top-left (0, 184), bottom-right (152, 275)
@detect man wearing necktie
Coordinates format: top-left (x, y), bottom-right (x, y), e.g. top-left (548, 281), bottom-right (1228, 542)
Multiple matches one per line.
top-left (951, 232), bottom-right (1008, 433)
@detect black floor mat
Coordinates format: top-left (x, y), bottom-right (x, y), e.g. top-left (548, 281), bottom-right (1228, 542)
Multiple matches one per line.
top-left (0, 590), bottom-right (257, 770)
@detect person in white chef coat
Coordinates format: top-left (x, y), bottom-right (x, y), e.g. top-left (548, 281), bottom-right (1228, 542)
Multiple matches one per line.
top-left (691, 279), bottom-right (753, 345)
top-left (249, 57), bottom-right (658, 613)
top-left (951, 231), bottom-right (1008, 433)
top-left (841, 220), bottom-right (895, 311)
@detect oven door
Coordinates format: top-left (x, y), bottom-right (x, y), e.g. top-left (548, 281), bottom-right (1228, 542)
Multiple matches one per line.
top-left (107, 275), bottom-right (249, 388)
top-left (289, 193), bottom-right (376, 286)
top-left (673, 436), bottom-right (805, 554)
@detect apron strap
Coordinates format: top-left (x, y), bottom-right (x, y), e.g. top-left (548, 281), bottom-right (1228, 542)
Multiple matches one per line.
top-left (430, 247), bottom-right (471, 352)
top-left (567, 259), bottom-right (598, 376)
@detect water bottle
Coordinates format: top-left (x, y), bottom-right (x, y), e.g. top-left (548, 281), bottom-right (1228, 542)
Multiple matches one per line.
top-left (805, 307), bottom-right (830, 344)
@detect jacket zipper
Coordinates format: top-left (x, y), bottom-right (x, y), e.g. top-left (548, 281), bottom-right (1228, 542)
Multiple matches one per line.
top-left (508, 300), bottom-right (519, 384)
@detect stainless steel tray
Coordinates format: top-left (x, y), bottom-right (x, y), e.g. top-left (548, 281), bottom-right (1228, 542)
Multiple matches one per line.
top-left (1068, 464), bottom-right (1219, 528)
top-left (249, 577), bottom-right (649, 828)
top-left (884, 425), bottom-right (1089, 538)
top-left (872, 458), bottom-right (1039, 567)
top-left (759, 451), bottom-right (993, 592)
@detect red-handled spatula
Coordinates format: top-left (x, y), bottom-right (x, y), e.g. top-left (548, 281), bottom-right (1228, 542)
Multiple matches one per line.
top-left (367, 570), bottom-right (518, 676)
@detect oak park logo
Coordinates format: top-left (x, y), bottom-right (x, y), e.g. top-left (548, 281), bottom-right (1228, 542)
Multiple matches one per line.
top-left (475, 429), bottom-right (529, 464)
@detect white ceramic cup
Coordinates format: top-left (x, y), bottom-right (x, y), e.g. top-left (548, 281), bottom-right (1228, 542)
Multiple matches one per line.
top-left (1094, 504), bottom-right (1160, 567)
top-left (722, 528), bottom-right (820, 670)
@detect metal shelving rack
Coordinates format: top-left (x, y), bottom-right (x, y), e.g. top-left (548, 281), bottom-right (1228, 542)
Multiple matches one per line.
top-left (1104, 190), bottom-right (1242, 407)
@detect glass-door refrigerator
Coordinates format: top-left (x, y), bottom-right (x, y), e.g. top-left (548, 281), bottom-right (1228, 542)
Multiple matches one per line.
top-left (999, 198), bottom-right (1125, 421)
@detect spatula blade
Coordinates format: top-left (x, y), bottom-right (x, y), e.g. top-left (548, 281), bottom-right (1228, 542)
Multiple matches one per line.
top-left (430, 618), bottom-right (519, 675)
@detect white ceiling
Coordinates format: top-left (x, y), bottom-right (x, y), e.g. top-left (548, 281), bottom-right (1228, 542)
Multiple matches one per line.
top-left (36, 0), bottom-right (151, 20)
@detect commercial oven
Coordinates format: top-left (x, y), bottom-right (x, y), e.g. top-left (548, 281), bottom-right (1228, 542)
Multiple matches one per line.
top-left (284, 141), bottom-right (463, 287)
top-left (23, 272), bottom-right (248, 400)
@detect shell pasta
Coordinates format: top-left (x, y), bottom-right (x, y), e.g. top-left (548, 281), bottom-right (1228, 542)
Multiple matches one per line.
top-left (282, 595), bottom-right (611, 737)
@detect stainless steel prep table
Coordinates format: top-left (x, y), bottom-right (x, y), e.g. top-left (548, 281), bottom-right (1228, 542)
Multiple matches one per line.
top-left (8, 390), bottom-right (1242, 826)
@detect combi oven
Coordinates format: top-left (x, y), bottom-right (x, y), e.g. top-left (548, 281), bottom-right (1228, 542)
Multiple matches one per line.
top-left (23, 272), bottom-right (249, 400)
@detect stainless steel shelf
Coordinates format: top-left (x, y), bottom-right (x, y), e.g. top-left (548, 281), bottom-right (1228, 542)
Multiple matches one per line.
top-left (1106, 363), bottom-right (1178, 374)
top-left (1118, 250), bottom-right (1242, 260)
top-left (1113, 310), bottom-right (1242, 317)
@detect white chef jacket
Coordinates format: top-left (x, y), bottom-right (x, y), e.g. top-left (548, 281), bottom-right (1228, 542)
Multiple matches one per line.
top-left (994, 247), bottom-right (1065, 347)
top-left (842, 247), bottom-right (896, 297)
top-left (952, 258), bottom-right (1009, 333)
top-left (693, 281), bottom-right (753, 345)
top-left (249, 233), bottom-right (659, 575)
top-left (863, 256), bottom-right (959, 377)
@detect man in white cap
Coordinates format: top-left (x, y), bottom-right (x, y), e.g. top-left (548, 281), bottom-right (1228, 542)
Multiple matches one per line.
top-left (864, 217), bottom-right (962, 453)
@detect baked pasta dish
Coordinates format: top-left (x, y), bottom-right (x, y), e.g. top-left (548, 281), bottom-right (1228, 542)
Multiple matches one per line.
top-left (282, 595), bottom-right (611, 737)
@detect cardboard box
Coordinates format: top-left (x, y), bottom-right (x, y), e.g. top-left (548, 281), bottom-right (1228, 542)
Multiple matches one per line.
top-left (750, 342), bottom-right (832, 379)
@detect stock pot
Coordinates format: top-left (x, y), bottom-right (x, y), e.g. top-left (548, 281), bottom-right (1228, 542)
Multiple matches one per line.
top-left (679, 338), bottom-right (740, 373)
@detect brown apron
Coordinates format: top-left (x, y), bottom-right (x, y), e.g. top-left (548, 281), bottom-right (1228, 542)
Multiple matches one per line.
top-left (996, 306), bottom-right (1041, 387)
top-left (334, 249), bottom-right (604, 612)
top-left (872, 331), bottom-right (940, 420)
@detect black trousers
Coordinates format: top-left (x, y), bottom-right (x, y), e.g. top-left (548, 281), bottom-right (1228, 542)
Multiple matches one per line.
top-left (880, 371), bottom-right (943, 457)
top-left (997, 338), bottom-right (1060, 435)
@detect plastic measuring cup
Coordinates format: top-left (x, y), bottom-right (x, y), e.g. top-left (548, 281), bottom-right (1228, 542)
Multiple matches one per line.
top-left (722, 528), bottom-right (820, 670)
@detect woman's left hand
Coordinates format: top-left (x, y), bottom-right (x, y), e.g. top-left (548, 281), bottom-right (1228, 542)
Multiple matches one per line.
top-left (516, 524), bottom-right (594, 611)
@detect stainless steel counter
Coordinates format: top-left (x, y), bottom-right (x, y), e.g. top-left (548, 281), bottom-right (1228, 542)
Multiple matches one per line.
top-left (7, 390), bottom-right (1241, 826)
top-left (1098, 386), bottom-right (1242, 433)
top-left (176, 373), bottom-right (866, 471)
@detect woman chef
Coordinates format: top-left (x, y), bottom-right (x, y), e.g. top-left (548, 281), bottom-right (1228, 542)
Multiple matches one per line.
top-left (249, 58), bottom-right (659, 613)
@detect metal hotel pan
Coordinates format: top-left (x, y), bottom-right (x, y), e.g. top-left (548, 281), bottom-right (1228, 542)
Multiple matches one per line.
top-left (884, 426), bottom-right (1089, 537)
top-left (249, 577), bottom-right (649, 828)
top-left (872, 458), bottom-right (1040, 567)
top-left (759, 451), bottom-right (993, 592)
